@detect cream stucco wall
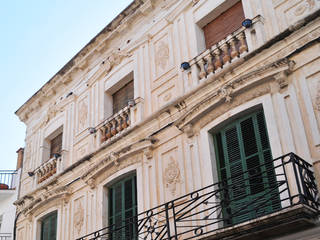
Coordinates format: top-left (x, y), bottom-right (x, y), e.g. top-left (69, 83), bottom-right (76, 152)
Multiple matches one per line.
top-left (14, 0), bottom-right (320, 239)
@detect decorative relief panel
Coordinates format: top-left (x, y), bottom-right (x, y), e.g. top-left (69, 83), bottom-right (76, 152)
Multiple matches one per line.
top-left (273, 0), bottom-right (319, 32)
top-left (307, 71), bottom-right (320, 112)
top-left (73, 196), bottom-right (85, 237)
top-left (151, 29), bottom-right (175, 86)
top-left (155, 41), bottom-right (170, 72)
top-left (159, 140), bottom-right (184, 202)
top-left (164, 157), bottom-right (182, 195)
top-left (151, 78), bottom-right (176, 112)
top-left (75, 142), bottom-right (88, 162)
top-left (77, 97), bottom-right (89, 133)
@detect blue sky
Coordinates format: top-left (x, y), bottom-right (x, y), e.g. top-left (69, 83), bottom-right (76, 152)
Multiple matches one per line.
top-left (0, 0), bottom-right (132, 170)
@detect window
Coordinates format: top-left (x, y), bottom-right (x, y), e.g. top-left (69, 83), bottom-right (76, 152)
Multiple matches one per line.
top-left (213, 111), bottom-right (280, 225)
top-left (203, 1), bottom-right (245, 49)
top-left (112, 80), bottom-right (134, 114)
top-left (41, 212), bottom-right (57, 240)
top-left (42, 126), bottom-right (63, 163)
top-left (108, 175), bottom-right (137, 239)
top-left (49, 132), bottom-right (62, 159)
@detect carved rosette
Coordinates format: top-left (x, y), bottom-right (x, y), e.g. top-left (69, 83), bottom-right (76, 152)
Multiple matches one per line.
top-left (164, 157), bottom-right (181, 195)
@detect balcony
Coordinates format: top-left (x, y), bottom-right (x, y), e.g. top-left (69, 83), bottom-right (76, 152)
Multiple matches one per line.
top-left (99, 97), bottom-right (143, 144)
top-left (187, 16), bottom-right (263, 84)
top-left (0, 171), bottom-right (17, 190)
top-left (0, 233), bottom-right (12, 240)
top-left (77, 153), bottom-right (319, 240)
top-left (34, 155), bottom-right (61, 184)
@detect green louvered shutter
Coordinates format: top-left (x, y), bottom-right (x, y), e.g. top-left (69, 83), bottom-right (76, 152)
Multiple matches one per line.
top-left (41, 212), bottom-right (57, 240)
top-left (109, 175), bottom-right (137, 239)
top-left (214, 111), bottom-right (280, 225)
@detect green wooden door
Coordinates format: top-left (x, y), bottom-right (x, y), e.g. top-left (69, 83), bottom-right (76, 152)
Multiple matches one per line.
top-left (41, 212), bottom-right (57, 240)
top-left (214, 111), bottom-right (280, 225)
top-left (109, 175), bottom-right (137, 239)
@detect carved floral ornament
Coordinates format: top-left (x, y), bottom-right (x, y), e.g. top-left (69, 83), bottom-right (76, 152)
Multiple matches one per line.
top-left (164, 157), bottom-right (182, 195)
top-left (78, 100), bottom-right (88, 129)
top-left (156, 41), bottom-right (170, 70)
top-left (74, 200), bottom-right (85, 235)
top-left (102, 50), bottom-right (131, 73)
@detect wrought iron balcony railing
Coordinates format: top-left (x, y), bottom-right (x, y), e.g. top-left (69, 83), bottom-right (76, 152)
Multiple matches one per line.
top-left (77, 153), bottom-right (319, 240)
top-left (0, 170), bottom-right (17, 190)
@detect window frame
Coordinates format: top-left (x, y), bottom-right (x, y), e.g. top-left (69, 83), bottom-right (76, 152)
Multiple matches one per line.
top-left (108, 174), bottom-right (137, 239)
top-left (40, 211), bottom-right (57, 240)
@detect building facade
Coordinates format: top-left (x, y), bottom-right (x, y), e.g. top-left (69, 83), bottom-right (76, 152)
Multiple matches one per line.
top-left (14, 0), bottom-right (320, 239)
top-left (0, 149), bottom-right (23, 240)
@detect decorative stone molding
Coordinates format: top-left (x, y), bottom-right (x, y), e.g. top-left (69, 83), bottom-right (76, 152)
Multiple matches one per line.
top-left (86, 178), bottom-right (96, 189)
top-left (315, 80), bottom-right (320, 111)
top-left (143, 146), bottom-right (154, 160)
top-left (183, 124), bottom-right (194, 138)
top-left (156, 41), bottom-right (170, 70)
top-left (140, 0), bottom-right (155, 15)
top-left (273, 60), bottom-right (295, 89)
top-left (164, 157), bottom-right (181, 195)
top-left (81, 138), bottom-right (156, 183)
top-left (102, 49), bottom-right (131, 73)
top-left (219, 87), bottom-right (233, 103)
top-left (192, 0), bottom-right (200, 6)
top-left (74, 199), bottom-right (84, 235)
top-left (175, 58), bottom-right (292, 131)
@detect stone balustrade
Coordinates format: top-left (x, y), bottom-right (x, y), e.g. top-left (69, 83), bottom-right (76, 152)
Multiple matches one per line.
top-left (100, 104), bottom-right (132, 143)
top-left (35, 156), bottom-right (59, 184)
top-left (190, 28), bottom-right (248, 81)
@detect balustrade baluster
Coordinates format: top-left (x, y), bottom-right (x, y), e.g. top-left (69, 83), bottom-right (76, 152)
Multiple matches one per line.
top-left (106, 123), bottom-right (112, 139)
top-left (100, 126), bottom-right (106, 142)
top-left (238, 32), bottom-right (248, 54)
top-left (221, 42), bottom-right (231, 64)
top-left (205, 54), bottom-right (214, 74)
top-left (116, 115), bottom-right (123, 132)
top-left (229, 36), bottom-right (239, 59)
top-left (197, 58), bottom-right (206, 79)
top-left (126, 109), bottom-right (131, 126)
top-left (121, 112), bottom-right (128, 129)
top-left (111, 119), bottom-right (117, 136)
top-left (213, 48), bottom-right (222, 70)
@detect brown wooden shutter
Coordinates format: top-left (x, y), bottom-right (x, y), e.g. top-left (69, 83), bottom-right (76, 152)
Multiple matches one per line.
top-left (112, 80), bottom-right (134, 114)
top-left (203, 1), bottom-right (245, 49)
top-left (50, 133), bottom-right (62, 158)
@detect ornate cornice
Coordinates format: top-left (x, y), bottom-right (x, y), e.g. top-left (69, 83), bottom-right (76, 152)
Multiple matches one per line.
top-left (81, 137), bottom-right (157, 187)
top-left (175, 58), bottom-right (294, 130)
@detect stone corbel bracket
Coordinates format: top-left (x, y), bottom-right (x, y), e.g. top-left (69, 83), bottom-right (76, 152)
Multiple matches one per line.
top-left (273, 60), bottom-right (295, 89)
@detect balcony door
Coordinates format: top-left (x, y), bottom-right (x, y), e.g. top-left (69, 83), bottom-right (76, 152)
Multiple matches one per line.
top-left (41, 212), bottom-right (57, 240)
top-left (109, 175), bottom-right (137, 239)
top-left (213, 110), bottom-right (280, 225)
